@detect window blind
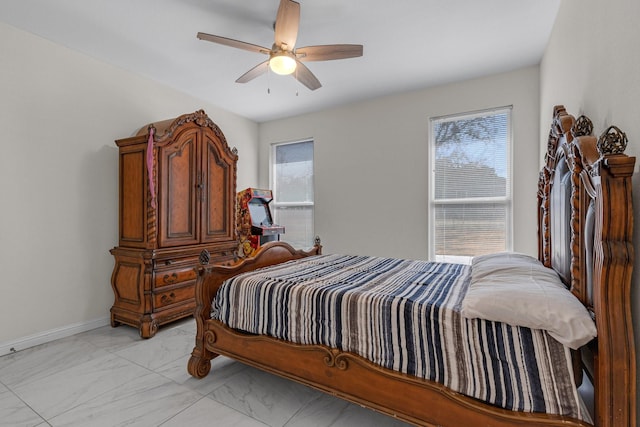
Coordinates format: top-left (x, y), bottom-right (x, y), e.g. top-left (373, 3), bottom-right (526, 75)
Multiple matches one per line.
top-left (430, 108), bottom-right (512, 262)
top-left (272, 140), bottom-right (314, 248)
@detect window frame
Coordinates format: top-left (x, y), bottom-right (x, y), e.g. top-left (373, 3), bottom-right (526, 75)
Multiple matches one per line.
top-left (427, 106), bottom-right (513, 263)
top-left (270, 138), bottom-right (315, 248)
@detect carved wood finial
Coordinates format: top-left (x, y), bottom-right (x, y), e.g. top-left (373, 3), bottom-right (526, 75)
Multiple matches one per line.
top-left (597, 125), bottom-right (628, 155)
top-left (193, 109), bottom-right (209, 127)
top-left (199, 249), bottom-right (211, 265)
top-left (571, 115), bottom-right (593, 138)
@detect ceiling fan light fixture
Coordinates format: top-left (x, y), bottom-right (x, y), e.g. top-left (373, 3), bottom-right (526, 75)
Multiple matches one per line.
top-left (269, 52), bottom-right (297, 75)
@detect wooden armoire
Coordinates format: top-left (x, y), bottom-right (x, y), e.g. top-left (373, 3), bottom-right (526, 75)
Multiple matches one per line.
top-left (110, 110), bottom-right (238, 338)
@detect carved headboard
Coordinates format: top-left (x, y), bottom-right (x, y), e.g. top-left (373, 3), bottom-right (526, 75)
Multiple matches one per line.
top-left (538, 105), bottom-right (636, 426)
top-left (539, 106), bottom-right (633, 308)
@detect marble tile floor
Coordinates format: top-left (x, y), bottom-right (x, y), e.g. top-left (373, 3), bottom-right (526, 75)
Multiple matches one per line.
top-left (0, 319), bottom-right (412, 427)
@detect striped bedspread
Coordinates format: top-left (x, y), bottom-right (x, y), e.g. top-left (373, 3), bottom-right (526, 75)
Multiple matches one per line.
top-left (213, 254), bottom-right (585, 420)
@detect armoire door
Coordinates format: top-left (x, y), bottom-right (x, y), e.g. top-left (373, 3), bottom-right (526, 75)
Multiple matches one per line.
top-left (200, 131), bottom-right (235, 244)
top-left (158, 128), bottom-right (200, 247)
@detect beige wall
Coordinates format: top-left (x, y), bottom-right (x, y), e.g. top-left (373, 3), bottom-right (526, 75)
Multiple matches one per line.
top-left (540, 0), bottom-right (640, 407)
top-left (540, 0), bottom-right (640, 155)
top-left (259, 67), bottom-right (541, 260)
top-left (0, 22), bottom-right (258, 350)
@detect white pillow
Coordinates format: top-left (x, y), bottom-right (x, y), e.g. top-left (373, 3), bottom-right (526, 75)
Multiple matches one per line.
top-left (461, 252), bottom-right (596, 349)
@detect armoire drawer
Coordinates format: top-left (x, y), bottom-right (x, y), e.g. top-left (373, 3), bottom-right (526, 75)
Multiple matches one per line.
top-left (155, 254), bottom-right (200, 269)
top-left (153, 284), bottom-right (194, 310)
top-left (154, 266), bottom-right (197, 288)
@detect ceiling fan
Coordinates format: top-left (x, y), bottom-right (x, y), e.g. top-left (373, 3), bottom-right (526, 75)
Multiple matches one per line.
top-left (197, 0), bottom-right (363, 91)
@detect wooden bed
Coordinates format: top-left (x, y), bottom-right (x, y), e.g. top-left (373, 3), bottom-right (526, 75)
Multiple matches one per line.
top-left (188, 106), bottom-right (636, 427)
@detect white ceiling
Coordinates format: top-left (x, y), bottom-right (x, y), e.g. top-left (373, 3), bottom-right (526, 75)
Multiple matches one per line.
top-left (0, 0), bottom-right (560, 123)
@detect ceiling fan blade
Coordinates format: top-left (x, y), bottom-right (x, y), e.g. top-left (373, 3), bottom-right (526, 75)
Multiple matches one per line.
top-left (274, 0), bottom-right (300, 50)
top-left (197, 32), bottom-right (270, 55)
top-left (296, 44), bottom-right (363, 62)
top-left (293, 60), bottom-right (322, 91)
top-left (236, 60), bottom-right (270, 84)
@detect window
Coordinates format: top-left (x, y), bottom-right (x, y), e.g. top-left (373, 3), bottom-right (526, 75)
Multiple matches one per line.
top-left (271, 140), bottom-right (314, 248)
top-left (428, 107), bottom-right (512, 264)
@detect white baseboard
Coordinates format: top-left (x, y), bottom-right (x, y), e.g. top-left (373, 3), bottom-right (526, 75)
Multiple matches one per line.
top-left (0, 317), bottom-right (110, 357)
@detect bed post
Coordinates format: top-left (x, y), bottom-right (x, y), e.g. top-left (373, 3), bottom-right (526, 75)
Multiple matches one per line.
top-left (590, 125), bottom-right (636, 427)
top-left (187, 258), bottom-right (219, 378)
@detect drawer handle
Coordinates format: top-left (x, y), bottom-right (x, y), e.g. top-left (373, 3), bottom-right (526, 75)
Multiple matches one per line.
top-left (163, 273), bottom-right (178, 285)
top-left (161, 292), bottom-right (176, 304)
top-left (164, 260), bottom-right (174, 265)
